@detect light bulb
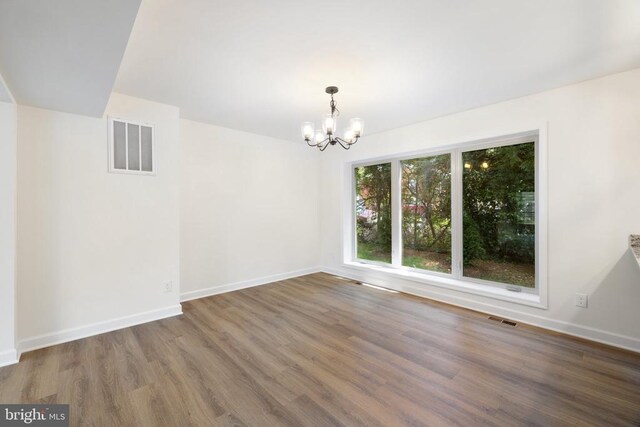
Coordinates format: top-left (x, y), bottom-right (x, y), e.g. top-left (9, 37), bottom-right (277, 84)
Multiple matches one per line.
top-left (481, 161), bottom-right (489, 169)
top-left (344, 129), bottom-right (355, 143)
top-left (322, 114), bottom-right (336, 135)
top-left (301, 122), bottom-right (314, 140)
top-left (350, 118), bottom-right (364, 137)
top-left (464, 162), bottom-right (471, 169)
top-left (314, 129), bottom-right (325, 144)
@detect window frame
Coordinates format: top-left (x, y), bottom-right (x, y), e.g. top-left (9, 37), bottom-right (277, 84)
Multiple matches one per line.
top-left (108, 116), bottom-right (156, 176)
top-left (345, 128), bottom-right (547, 308)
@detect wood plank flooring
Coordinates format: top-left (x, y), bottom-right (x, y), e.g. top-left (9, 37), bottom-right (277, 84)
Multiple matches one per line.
top-left (1, 273), bottom-right (639, 426)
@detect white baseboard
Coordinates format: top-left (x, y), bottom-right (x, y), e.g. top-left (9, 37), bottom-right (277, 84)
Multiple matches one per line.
top-left (321, 266), bottom-right (640, 354)
top-left (17, 304), bottom-right (183, 360)
top-left (180, 267), bottom-right (322, 302)
top-left (0, 348), bottom-right (19, 368)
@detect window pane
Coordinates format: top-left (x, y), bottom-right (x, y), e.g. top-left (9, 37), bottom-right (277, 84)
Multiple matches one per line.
top-left (401, 154), bottom-right (451, 273)
top-left (141, 126), bottom-right (153, 172)
top-left (113, 121), bottom-right (126, 170)
top-left (355, 163), bottom-right (392, 263)
top-left (127, 123), bottom-right (140, 171)
top-left (462, 142), bottom-right (535, 287)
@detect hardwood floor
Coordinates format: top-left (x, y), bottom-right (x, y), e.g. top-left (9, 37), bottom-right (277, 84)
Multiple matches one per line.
top-left (1, 273), bottom-right (639, 426)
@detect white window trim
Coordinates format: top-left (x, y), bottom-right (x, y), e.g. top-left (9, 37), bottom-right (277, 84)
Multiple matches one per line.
top-left (107, 116), bottom-right (157, 176)
top-left (343, 126), bottom-right (548, 309)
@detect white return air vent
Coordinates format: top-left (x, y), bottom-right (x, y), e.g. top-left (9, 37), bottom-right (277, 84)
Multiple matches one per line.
top-left (108, 117), bottom-right (155, 175)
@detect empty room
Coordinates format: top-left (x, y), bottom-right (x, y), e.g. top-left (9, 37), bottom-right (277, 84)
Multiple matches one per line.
top-left (1, 0), bottom-right (640, 425)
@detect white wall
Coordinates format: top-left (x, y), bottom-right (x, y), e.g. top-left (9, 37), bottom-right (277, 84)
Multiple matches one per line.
top-left (10, 68), bottom-right (640, 358)
top-left (180, 119), bottom-right (320, 300)
top-left (320, 68), bottom-right (640, 351)
top-left (16, 93), bottom-right (181, 348)
top-left (0, 101), bottom-right (17, 366)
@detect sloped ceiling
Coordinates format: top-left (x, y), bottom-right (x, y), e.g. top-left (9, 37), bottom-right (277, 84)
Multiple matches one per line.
top-left (115, 0), bottom-right (640, 141)
top-left (0, 0), bottom-right (141, 116)
top-left (0, 0), bottom-right (638, 138)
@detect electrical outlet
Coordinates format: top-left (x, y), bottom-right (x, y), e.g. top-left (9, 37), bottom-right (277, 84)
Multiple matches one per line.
top-left (575, 293), bottom-right (588, 308)
top-left (164, 281), bottom-right (173, 293)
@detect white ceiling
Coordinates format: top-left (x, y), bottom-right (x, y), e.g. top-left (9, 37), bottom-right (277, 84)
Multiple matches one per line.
top-left (115, 0), bottom-right (640, 141)
top-left (0, 1), bottom-right (638, 139)
top-left (0, 0), bottom-right (141, 116)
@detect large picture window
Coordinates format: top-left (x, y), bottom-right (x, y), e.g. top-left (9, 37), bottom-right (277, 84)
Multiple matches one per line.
top-left (350, 132), bottom-right (541, 297)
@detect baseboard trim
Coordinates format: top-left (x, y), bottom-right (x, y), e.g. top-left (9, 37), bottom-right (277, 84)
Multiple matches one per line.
top-left (322, 266), bottom-right (640, 354)
top-left (17, 304), bottom-right (183, 360)
top-left (180, 267), bottom-right (322, 302)
top-left (0, 348), bottom-right (19, 368)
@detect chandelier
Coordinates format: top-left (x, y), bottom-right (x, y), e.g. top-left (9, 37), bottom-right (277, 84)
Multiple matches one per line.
top-left (301, 86), bottom-right (364, 151)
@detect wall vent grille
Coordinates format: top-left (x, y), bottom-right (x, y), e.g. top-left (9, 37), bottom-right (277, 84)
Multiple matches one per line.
top-left (488, 316), bottom-right (518, 327)
top-left (108, 117), bottom-right (155, 175)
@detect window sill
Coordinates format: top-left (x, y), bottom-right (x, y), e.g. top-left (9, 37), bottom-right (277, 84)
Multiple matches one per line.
top-left (342, 261), bottom-right (546, 309)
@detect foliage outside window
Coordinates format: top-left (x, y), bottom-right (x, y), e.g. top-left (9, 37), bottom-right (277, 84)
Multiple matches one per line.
top-left (352, 136), bottom-right (538, 292)
top-left (462, 143), bottom-right (535, 287)
top-left (355, 163), bottom-right (392, 263)
top-left (401, 154), bottom-right (451, 273)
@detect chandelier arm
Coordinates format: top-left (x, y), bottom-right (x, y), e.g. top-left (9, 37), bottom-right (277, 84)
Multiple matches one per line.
top-left (306, 137), bottom-right (331, 147)
top-left (336, 136), bottom-right (361, 148)
top-left (334, 137), bottom-right (352, 150)
top-left (318, 137), bottom-right (333, 151)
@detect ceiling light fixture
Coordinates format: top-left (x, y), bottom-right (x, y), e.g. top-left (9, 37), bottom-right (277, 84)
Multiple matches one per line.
top-left (301, 86), bottom-right (364, 151)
